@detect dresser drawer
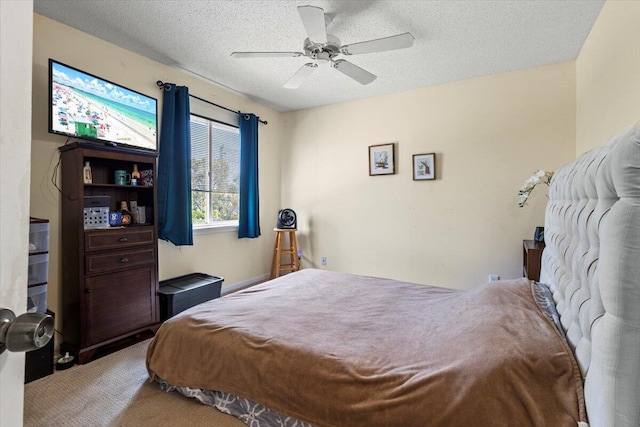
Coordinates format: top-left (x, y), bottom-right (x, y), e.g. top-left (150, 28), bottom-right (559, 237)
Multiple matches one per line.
top-left (85, 228), bottom-right (154, 252)
top-left (85, 246), bottom-right (155, 275)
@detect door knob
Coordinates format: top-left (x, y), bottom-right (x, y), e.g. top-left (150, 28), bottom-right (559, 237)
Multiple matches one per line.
top-left (0, 308), bottom-right (54, 354)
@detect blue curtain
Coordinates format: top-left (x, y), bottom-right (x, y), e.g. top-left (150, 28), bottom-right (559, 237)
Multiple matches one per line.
top-left (157, 84), bottom-right (193, 246)
top-left (238, 113), bottom-right (261, 238)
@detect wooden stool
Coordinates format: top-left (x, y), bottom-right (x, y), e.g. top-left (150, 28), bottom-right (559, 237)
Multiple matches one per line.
top-left (270, 228), bottom-right (300, 279)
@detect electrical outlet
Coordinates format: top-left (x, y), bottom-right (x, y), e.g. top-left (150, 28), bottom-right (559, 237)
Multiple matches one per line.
top-left (321, 257), bottom-right (327, 266)
top-left (488, 275), bottom-right (500, 282)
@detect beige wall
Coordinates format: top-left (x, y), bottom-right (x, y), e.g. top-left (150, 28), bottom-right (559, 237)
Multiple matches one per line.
top-left (31, 14), bottom-right (285, 330)
top-left (282, 62), bottom-right (576, 288)
top-left (576, 0), bottom-right (640, 154)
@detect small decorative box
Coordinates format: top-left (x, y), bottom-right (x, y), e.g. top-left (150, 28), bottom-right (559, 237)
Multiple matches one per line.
top-left (109, 212), bottom-right (123, 226)
top-left (141, 169), bottom-right (153, 187)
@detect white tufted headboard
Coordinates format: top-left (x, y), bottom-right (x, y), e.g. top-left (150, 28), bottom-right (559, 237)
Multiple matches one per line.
top-left (540, 122), bottom-right (640, 427)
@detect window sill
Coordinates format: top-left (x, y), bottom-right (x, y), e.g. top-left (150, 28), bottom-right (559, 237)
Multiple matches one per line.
top-left (193, 222), bottom-right (238, 236)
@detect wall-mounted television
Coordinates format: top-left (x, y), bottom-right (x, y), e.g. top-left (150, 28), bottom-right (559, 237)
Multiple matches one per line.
top-left (49, 59), bottom-right (158, 153)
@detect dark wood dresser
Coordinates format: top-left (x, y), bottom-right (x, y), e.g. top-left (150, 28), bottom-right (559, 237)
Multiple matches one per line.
top-left (59, 142), bottom-right (159, 363)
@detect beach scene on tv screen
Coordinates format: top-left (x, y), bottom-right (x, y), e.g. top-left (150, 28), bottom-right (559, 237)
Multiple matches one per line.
top-left (51, 62), bottom-right (157, 150)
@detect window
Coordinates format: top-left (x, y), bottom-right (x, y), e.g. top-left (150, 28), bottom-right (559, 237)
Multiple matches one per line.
top-left (190, 115), bottom-right (240, 230)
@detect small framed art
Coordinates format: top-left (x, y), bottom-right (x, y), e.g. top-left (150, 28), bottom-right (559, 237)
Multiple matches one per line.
top-left (413, 153), bottom-right (436, 180)
top-left (369, 143), bottom-right (395, 176)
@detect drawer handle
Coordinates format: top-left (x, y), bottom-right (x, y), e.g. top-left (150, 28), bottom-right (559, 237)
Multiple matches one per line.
top-left (120, 258), bottom-right (129, 263)
top-left (85, 289), bottom-right (92, 293)
top-left (119, 237), bottom-right (129, 242)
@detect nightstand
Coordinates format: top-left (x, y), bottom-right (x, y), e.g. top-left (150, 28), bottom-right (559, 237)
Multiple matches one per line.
top-left (523, 240), bottom-right (545, 282)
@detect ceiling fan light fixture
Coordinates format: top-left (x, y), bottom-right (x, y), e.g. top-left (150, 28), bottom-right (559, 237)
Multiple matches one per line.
top-left (231, 5), bottom-right (414, 88)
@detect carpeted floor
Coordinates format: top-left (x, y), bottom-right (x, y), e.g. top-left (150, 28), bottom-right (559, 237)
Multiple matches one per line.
top-left (24, 339), bottom-right (245, 427)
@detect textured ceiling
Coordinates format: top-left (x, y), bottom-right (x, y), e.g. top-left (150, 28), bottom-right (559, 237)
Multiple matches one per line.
top-left (34, 0), bottom-right (605, 112)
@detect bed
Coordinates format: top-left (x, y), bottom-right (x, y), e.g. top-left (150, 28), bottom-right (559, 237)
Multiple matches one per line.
top-left (147, 122), bottom-right (640, 427)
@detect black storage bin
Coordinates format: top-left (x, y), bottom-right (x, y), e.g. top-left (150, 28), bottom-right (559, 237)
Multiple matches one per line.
top-left (159, 273), bottom-right (223, 321)
top-left (25, 309), bottom-right (55, 383)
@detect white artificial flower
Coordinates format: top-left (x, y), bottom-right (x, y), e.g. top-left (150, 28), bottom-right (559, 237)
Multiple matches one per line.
top-left (518, 170), bottom-right (554, 208)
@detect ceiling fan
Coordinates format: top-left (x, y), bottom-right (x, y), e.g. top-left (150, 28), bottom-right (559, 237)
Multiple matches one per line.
top-left (231, 5), bottom-right (415, 89)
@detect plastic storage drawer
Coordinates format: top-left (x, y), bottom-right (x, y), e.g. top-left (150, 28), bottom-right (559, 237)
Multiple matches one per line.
top-left (159, 273), bottom-right (223, 321)
top-left (29, 220), bottom-right (50, 254)
top-left (28, 253), bottom-right (49, 286)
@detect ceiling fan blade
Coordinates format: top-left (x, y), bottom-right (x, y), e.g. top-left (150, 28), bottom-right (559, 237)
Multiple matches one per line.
top-left (284, 63), bottom-right (318, 89)
top-left (340, 32), bottom-right (415, 55)
top-left (297, 5), bottom-right (327, 44)
top-left (231, 52), bottom-right (304, 58)
top-left (332, 59), bottom-right (376, 85)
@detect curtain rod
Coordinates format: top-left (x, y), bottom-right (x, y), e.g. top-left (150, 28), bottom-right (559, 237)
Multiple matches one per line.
top-left (156, 80), bottom-right (267, 125)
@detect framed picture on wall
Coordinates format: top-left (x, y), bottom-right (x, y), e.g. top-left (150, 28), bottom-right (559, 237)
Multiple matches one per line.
top-left (369, 143), bottom-right (396, 176)
top-left (413, 153), bottom-right (436, 180)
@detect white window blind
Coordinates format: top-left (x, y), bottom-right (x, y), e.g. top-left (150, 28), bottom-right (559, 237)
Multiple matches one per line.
top-left (190, 115), bottom-right (240, 227)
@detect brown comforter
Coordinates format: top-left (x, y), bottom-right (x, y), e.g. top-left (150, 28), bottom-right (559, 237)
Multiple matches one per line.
top-left (147, 269), bottom-right (586, 426)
